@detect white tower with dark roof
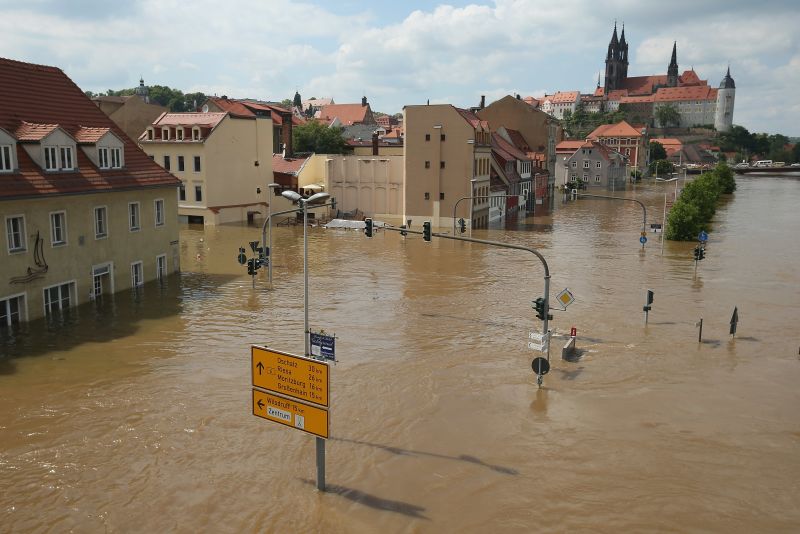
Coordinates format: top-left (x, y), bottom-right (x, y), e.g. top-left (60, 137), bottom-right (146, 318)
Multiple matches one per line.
top-left (714, 67), bottom-right (735, 132)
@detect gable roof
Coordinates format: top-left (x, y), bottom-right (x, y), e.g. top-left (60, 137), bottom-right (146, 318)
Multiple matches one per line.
top-left (653, 85), bottom-right (717, 102)
top-left (587, 120), bottom-right (643, 139)
top-left (555, 140), bottom-right (585, 153)
top-left (14, 121), bottom-right (61, 142)
top-left (454, 107), bottom-right (489, 130)
top-left (272, 154), bottom-right (309, 175)
top-left (317, 103), bottom-right (371, 126)
top-left (0, 57), bottom-right (179, 200)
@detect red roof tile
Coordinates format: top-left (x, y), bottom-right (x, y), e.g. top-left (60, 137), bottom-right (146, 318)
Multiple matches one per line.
top-left (318, 103), bottom-right (370, 126)
top-left (587, 120), bottom-right (644, 139)
top-left (654, 85), bottom-right (717, 102)
top-left (14, 121), bottom-right (60, 141)
top-left (555, 140), bottom-right (585, 153)
top-left (0, 57), bottom-right (179, 200)
top-left (153, 112), bottom-right (227, 127)
top-left (272, 154), bottom-right (309, 175)
top-left (73, 126), bottom-right (112, 144)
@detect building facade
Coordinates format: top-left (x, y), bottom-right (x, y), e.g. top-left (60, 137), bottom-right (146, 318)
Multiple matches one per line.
top-left (140, 112), bottom-right (273, 225)
top-left (1, 58), bottom-right (180, 326)
top-left (562, 141), bottom-right (626, 190)
top-left (586, 120), bottom-right (647, 171)
top-left (92, 78), bottom-right (168, 142)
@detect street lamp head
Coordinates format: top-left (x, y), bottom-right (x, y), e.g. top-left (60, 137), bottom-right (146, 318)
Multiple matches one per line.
top-left (267, 183), bottom-right (281, 189)
top-left (282, 190), bottom-right (302, 202)
top-left (305, 192), bottom-right (330, 204)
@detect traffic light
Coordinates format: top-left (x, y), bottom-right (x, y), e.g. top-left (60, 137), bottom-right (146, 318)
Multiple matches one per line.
top-left (247, 258), bottom-right (256, 275)
top-left (400, 224), bottom-right (408, 237)
top-left (364, 217), bottom-right (373, 238)
top-left (533, 297), bottom-right (545, 320)
top-left (643, 289), bottom-right (654, 312)
top-left (698, 247), bottom-right (705, 260)
top-left (237, 247), bottom-right (247, 265)
top-left (458, 218), bottom-right (466, 234)
top-left (422, 221), bottom-right (432, 242)
top-left (249, 240), bottom-right (259, 253)
top-left (693, 246), bottom-right (701, 260)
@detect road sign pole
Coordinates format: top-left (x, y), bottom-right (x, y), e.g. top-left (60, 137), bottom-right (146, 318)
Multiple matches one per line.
top-left (698, 317), bottom-right (703, 343)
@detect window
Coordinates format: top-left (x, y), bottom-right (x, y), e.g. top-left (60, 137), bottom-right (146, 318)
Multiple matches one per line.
top-left (194, 185), bottom-right (202, 202)
top-left (192, 128), bottom-right (200, 141)
top-left (177, 129), bottom-right (184, 141)
top-left (43, 282), bottom-right (74, 315)
top-left (1, 144), bottom-right (12, 172)
top-left (193, 156), bottom-right (201, 172)
top-left (44, 146), bottom-right (58, 170)
top-left (582, 174), bottom-right (588, 182)
top-left (163, 155), bottom-right (171, 171)
top-left (571, 161), bottom-right (577, 168)
top-left (129, 202), bottom-right (140, 231)
top-left (596, 161), bottom-right (602, 168)
top-left (156, 254), bottom-right (167, 280)
top-left (131, 261), bottom-right (143, 287)
top-left (6, 215), bottom-right (26, 253)
top-left (178, 155), bottom-right (185, 172)
top-left (439, 192), bottom-right (445, 200)
top-left (179, 183), bottom-right (186, 201)
top-left (98, 147), bottom-right (109, 169)
top-left (595, 175), bottom-right (601, 182)
top-left (0, 294), bottom-right (24, 327)
top-left (94, 206), bottom-right (107, 239)
top-left (424, 192), bottom-right (430, 200)
top-left (50, 211), bottom-right (67, 246)
top-left (425, 161), bottom-right (430, 169)
top-left (60, 146), bottom-right (73, 170)
top-left (111, 148), bottom-right (121, 168)
top-left (583, 161), bottom-right (590, 169)
top-left (440, 161), bottom-right (445, 169)
top-left (147, 129), bottom-right (154, 141)
top-left (154, 199), bottom-right (165, 227)
top-left (162, 128), bottom-right (169, 140)
top-left (441, 134), bottom-right (446, 141)
top-left (425, 134), bottom-right (430, 141)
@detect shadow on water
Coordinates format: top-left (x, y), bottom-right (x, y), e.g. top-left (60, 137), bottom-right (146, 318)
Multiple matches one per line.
top-left (299, 479), bottom-right (429, 519)
top-left (0, 272), bottom-right (237, 372)
top-left (333, 436), bottom-right (519, 476)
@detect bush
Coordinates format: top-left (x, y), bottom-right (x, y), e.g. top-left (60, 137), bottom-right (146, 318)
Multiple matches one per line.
top-left (715, 162), bottom-right (737, 194)
top-left (665, 162), bottom-right (735, 241)
top-left (666, 199), bottom-right (702, 240)
top-left (649, 159), bottom-right (674, 176)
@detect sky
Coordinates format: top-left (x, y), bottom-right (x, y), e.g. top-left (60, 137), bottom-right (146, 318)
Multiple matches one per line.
top-left (2, 0), bottom-right (799, 135)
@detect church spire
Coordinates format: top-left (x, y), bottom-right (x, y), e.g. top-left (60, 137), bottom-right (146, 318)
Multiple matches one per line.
top-left (667, 41), bottom-right (679, 87)
top-left (611, 21), bottom-right (619, 45)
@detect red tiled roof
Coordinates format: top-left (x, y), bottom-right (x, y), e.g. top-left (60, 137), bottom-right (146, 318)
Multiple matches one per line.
top-left (678, 69), bottom-right (704, 86)
top-left (272, 154), bottom-right (308, 175)
top-left (620, 95), bottom-right (655, 104)
top-left (574, 140), bottom-right (624, 162)
top-left (152, 112), bottom-right (227, 127)
top-left (588, 120), bottom-right (643, 139)
top-left (205, 97), bottom-right (305, 126)
top-left (555, 140), bottom-right (584, 153)
top-left (654, 85), bottom-right (717, 102)
top-left (73, 126), bottom-right (112, 144)
top-left (0, 57), bottom-right (179, 200)
top-left (505, 129), bottom-right (530, 152)
top-left (318, 103), bottom-right (370, 126)
top-left (492, 133), bottom-right (530, 162)
top-left (454, 107), bottom-right (489, 130)
top-left (620, 75), bottom-right (668, 95)
top-left (14, 121), bottom-right (61, 141)
top-left (544, 91), bottom-right (579, 103)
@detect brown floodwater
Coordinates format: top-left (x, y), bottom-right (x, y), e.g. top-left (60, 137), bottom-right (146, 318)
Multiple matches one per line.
top-left (1, 174), bottom-right (799, 533)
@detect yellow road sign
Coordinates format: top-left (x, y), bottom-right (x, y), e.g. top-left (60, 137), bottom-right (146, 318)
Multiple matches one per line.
top-left (252, 389), bottom-right (329, 439)
top-left (251, 346), bottom-right (329, 407)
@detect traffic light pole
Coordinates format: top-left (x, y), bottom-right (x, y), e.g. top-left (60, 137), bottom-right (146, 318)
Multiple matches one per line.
top-left (381, 224), bottom-right (552, 354)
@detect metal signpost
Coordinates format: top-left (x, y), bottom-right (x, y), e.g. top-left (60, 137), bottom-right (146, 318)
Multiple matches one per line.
top-left (252, 346), bottom-right (329, 406)
top-left (730, 306), bottom-right (739, 338)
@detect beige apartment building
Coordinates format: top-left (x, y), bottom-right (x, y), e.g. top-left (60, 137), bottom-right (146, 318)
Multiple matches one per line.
top-left (93, 79), bottom-right (168, 143)
top-left (1, 58), bottom-right (180, 326)
top-left (140, 111), bottom-right (273, 224)
top-left (403, 105), bottom-right (491, 230)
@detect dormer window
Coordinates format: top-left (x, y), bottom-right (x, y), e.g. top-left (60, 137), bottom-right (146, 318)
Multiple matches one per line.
top-left (60, 146), bottom-right (73, 170)
top-left (192, 128), bottom-right (200, 141)
top-left (98, 148), bottom-right (109, 169)
top-left (0, 144), bottom-right (12, 172)
top-left (111, 148), bottom-right (121, 168)
top-left (44, 146), bottom-right (58, 170)
top-left (162, 128), bottom-right (169, 140)
top-left (177, 128), bottom-right (184, 141)
top-left (147, 128), bottom-right (154, 141)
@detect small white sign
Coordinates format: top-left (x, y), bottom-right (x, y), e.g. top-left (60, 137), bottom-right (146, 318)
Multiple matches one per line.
top-left (268, 406), bottom-right (291, 422)
top-left (294, 414), bottom-right (305, 429)
top-left (527, 341), bottom-right (549, 352)
top-left (529, 331), bottom-right (544, 342)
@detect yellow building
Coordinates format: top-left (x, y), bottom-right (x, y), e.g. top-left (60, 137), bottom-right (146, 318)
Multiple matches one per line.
top-left (140, 111), bottom-right (273, 225)
top-left (1, 58), bottom-right (180, 326)
top-left (92, 79), bottom-right (168, 143)
top-left (403, 105), bottom-right (491, 229)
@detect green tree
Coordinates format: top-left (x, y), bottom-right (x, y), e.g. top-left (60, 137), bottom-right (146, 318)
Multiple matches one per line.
top-left (655, 104), bottom-right (681, 128)
top-left (293, 120), bottom-right (348, 154)
top-left (792, 143), bottom-right (800, 163)
top-left (649, 141), bottom-right (667, 161)
top-left (714, 162), bottom-right (736, 194)
top-left (666, 199), bottom-right (702, 240)
top-left (649, 160), bottom-right (674, 176)
top-left (280, 99), bottom-right (293, 109)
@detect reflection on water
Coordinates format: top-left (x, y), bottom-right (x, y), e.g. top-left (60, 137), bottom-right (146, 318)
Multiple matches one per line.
top-left (1, 175), bottom-right (800, 532)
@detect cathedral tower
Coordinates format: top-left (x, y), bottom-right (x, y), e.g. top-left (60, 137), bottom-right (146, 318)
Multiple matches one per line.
top-left (667, 42), bottom-right (679, 87)
top-left (604, 22), bottom-right (628, 92)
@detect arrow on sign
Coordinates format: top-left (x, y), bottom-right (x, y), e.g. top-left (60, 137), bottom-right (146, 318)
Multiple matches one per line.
top-left (256, 361), bottom-right (264, 375)
top-left (730, 306), bottom-right (738, 337)
top-left (257, 399), bottom-right (265, 410)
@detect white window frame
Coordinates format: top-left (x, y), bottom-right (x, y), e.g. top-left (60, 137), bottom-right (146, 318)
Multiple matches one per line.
top-left (44, 146), bottom-right (58, 170)
top-left (43, 280), bottom-right (76, 316)
top-left (110, 147), bottom-right (121, 168)
top-left (0, 144), bottom-right (13, 172)
top-left (5, 214), bottom-right (26, 253)
top-left (177, 128), bottom-right (184, 141)
top-left (156, 254), bottom-right (167, 281)
top-left (94, 206), bottom-right (108, 239)
top-left (98, 147), bottom-right (109, 169)
top-left (0, 292), bottom-right (26, 326)
top-left (570, 161), bottom-right (577, 168)
top-left (596, 161), bottom-right (602, 168)
top-left (582, 174), bottom-right (588, 182)
top-left (147, 129), bottom-right (154, 141)
top-left (583, 161), bottom-right (590, 169)
top-left (154, 199), bottom-right (165, 227)
top-left (60, 146), bottom-right (74, 170)
top-left (595, 175), bottom-right (601, 183)
top-left (128, 202), bottom-right (141, 232)
top-left (192, 128), bottom-right (200, 140)
top-left (131, 261), bottom-right (144, 287)
top-left (49, 210), bottom-right (67, 247)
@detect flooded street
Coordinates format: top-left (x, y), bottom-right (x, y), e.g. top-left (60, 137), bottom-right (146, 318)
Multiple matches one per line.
top-left (2, 175), bottom-right (799, 532)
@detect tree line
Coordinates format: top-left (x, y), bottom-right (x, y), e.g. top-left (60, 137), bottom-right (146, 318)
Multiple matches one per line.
top-left (666, 162), bottom-right (736, 241)
top-left (718, 125), bottom-right (799, 163)
top-left (84, 86), bottom-right (208, 113)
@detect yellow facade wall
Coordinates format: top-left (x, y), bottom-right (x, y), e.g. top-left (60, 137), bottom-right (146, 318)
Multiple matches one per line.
top-left (1, 187), bottom-right (179, 323)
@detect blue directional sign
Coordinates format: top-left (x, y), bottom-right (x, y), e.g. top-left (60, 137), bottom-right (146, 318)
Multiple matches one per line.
top-left (310, 332), bottom-right (336, 361)
top-left (640, 236), bottom-right (647, 244)
top-left (698, 230), bottom-right (708, 242)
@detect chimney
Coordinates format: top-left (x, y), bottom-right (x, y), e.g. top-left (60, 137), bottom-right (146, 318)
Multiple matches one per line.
top-left (362, 95), bottom-right (368, 107)
top-left (372, 131), bottom-right (379, 155)
top-left (480, 95), bottom-right (485, 109)
top-left (280, 111), bottom-right (293, 158)
top-left (516, 94), bottom-right (521, 100)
